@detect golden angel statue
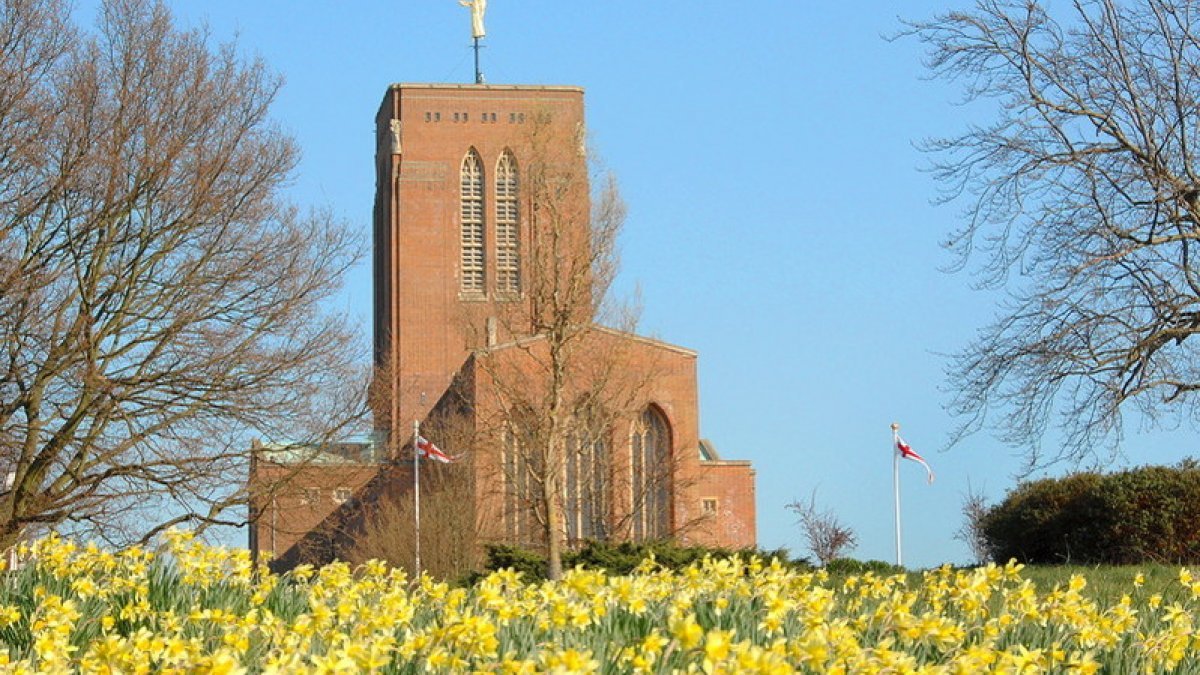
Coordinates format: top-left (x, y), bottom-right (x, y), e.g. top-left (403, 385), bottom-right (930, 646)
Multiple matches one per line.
top-left (459, 0), bottom-right (486, 39)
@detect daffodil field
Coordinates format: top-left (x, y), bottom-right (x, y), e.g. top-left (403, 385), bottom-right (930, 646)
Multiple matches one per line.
top-left (4, 532), bottom-right (1200, 672)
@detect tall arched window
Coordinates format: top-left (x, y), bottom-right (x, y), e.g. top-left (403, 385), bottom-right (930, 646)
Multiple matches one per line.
top-left (503, 427), bottom-right (536, 545)
top-left (495, 151), bottom-right (520, 295)
top-left (566, 420), bottom-right (608, 542)
top-left (460, 149), bottom-right (485, 294)
top-left (630, 407), bottom-right (671, 540)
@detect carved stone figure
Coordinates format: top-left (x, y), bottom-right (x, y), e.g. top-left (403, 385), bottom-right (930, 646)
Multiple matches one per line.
top-left (390, 119), bottom-right (402, 155)
top-left (459, 0), bottom-right (486, 39)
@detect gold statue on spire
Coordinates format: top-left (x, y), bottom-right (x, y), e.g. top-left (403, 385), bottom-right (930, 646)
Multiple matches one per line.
top-left (459, 0), bottom-right (486, 39)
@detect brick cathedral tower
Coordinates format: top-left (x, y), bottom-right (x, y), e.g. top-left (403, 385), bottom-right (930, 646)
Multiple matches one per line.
top-left (370, 82), bottom-right (757, 550)
top-left (372, 84), bottom-right (586, 437)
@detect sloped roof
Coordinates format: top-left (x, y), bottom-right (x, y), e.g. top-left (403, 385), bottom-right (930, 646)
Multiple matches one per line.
top-left (480, 324), bottom-right (697, 357)
top-left (699, 438), bottom-right (752, 467)
top-left (256, 438), bottom-right (382, 466)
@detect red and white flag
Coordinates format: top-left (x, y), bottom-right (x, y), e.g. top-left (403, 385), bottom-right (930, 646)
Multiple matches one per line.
top-left (896, 435), bottom-right (934, 483)
top-left (416, 436), bottom-right (456, 463)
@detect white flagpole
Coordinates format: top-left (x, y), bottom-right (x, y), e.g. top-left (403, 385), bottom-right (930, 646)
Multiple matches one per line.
top-left (413, 418), bottom-right (421, 578)
top-left (891, 422), bottom-right (903, 567)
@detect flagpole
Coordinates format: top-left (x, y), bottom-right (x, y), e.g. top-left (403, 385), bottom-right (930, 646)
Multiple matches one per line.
top-left (891, 422), bottom-right (902, 567)
top-left (413, 417), bottom-right (421, 578)
top-left (473, 36), bottom-right (483, 84)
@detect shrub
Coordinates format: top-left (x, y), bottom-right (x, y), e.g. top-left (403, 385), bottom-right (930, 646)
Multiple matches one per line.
top-left (477, 544), bottom-right (549, 582)
top-left (786, 491), bottom-right (858, 566)
top-left (980, 471), bottom-right (1106, 564)
top-left (981, 460), bottom-right (1200, 564)
top-left (1102, 464), bottom-right (1200, 563)
top-left (824, 558), bottom-right (904, 576)
top-left (464, 540), bottom-right (811, 584)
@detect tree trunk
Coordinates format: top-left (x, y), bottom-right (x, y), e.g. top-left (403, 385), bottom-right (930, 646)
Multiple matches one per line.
top-left (544, 472), bottom-right (563, 581)
top-left (542, 335), bottom-right (568, 581)
top-left (0, 520), bottom-right (22, 558)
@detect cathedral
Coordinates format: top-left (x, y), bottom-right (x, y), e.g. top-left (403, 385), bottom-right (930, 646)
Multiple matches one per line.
top-left (249, 83), bottom-right (756, 570)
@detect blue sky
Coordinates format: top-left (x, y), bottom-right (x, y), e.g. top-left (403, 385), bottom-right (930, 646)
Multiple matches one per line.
top-left (132, 0), bottom-right (1200, 568)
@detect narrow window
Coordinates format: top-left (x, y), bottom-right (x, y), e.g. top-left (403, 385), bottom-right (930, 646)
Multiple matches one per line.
top-left (505, 427), bottom-right (539, 546)
top-left (333, 487), bottom-right (352, 504)
top-left (702, 498), bottom-right (718, 516)
top-left (460, 149), bottom-right (485, 294)
top-left (630, 407), bottom-right (671, 540)
top-left (495, 151), bottom-right (520, 295)
top-left (566, 418), bottom-right (608, 543)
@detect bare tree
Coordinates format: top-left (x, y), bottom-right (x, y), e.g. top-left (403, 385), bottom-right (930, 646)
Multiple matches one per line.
top-left (340, 457), bottom-right (480, 581)
top-left (906, 0), bottom-right (1200, 467)
top-left (0, 0), bottom-right (362, 550)
top-left (954, 480), bottom-right (991, 566)
top-left (336, 383), bottom-right (481, 579)
top-left (786, 490), bottom-right (858, 566)
top-left (462, 114), bottom-right (667, 581)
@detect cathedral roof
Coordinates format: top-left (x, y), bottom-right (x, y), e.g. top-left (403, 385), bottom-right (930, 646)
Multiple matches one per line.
top-left (480, 324), bottom-right (697, 357)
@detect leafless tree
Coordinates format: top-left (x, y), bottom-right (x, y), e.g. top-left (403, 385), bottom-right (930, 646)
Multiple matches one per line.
top-left (954, 480), bottom-right (991, 566)
top-left (337, 388), bottom-right (481, 579)
top-left (463, 115), bottom-right (666, 581)
top-left (786, 490), bottom-right (858, 566)
top-left (905, 0), bottom-right (1200, 467)
top-left (340, 456), bottom-right (480, 581)
top-left (0, 0), bottom-right (363, 550)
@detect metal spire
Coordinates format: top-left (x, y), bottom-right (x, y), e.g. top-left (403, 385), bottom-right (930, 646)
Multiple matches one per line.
top-left (459, 0), bottom-right (487, 84)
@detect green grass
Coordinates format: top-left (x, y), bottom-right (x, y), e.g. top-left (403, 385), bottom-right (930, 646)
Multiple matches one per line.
top-left (1017, 563), bottom-right (1179, 601)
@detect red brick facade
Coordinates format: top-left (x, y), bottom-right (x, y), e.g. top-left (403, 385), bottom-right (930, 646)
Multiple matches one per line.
top-left (462, 328), bottom-right (757, 549)
top-left (249, 84), bottom-right (755, 566)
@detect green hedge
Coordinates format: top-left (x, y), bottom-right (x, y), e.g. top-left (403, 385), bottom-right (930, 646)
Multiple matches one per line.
top-left (823, 558), bottom-right (904, 576)
top-left (463, 540), bottom-right (811, 584)
top-left (981, 460), bottom-right (1200, 564)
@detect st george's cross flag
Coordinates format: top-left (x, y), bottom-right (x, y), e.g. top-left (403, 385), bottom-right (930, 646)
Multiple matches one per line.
top-left (416, 436), bottom-right (456, 463)
top-left (896, 435), bottom-right (934, 483)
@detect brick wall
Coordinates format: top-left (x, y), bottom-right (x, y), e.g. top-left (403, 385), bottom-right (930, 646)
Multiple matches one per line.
top-left (249, 461), bottom-right (383, 562)
top-left (689, 461), bottom-right (758, 549)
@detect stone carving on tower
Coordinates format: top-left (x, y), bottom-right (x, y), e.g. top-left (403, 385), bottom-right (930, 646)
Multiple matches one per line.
top-left (459, 0), bottom-right (486, 39)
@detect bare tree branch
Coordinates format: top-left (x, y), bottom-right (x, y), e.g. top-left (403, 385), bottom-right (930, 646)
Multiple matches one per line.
top-left (905, 0), bottom-right (1200, 467)
top-left (786, 490), bottom-right (858, 567)
top-left (0, 0), bottom-right (365, 550)
top-left (954, 479), bottom-right (992, 565)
